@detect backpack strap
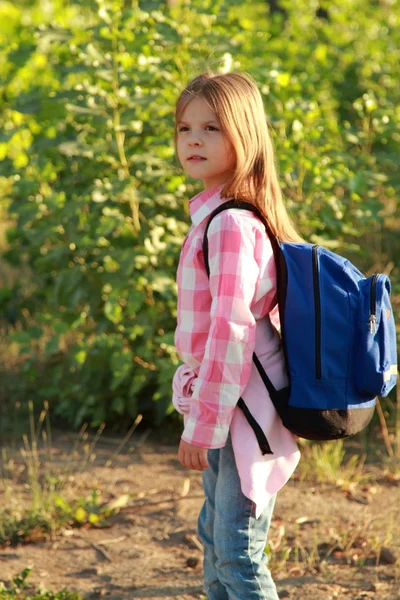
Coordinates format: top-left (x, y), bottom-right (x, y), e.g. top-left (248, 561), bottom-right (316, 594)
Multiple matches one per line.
top-left (203, 200), bottom-right (281, 276)
top-left (202, 200), bottom-right (287, 455)
top-left (236, 398), bottom-right (273, 455)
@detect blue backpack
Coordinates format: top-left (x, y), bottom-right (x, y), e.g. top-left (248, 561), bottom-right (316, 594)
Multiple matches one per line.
top-left (203, 200), bottom-right (398, 455)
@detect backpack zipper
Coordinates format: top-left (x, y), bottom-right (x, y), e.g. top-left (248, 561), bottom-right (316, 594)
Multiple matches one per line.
top-left (312, 245), bottom-right (322, 379)
top-left (369, 274), bottom-right (378, 334)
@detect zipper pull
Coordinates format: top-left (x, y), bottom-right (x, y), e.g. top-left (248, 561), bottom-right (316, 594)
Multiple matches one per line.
top-left (369, 314), bottom-right (377, 334)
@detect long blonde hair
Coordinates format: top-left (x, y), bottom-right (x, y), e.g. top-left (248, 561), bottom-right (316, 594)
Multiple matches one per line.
top-left (174, 72), bottom-right (302, 243)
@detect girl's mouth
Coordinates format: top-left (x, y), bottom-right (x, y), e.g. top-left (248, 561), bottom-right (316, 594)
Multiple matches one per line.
top-left (188, 156), bottom-right (206, 161)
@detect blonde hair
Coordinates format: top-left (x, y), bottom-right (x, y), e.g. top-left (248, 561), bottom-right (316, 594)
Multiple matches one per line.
top-left (174, 72), bottom-right (302, 243)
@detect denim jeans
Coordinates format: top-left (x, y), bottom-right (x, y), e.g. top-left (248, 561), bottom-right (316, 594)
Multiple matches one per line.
top-left (198, 434), bottom-right (279, 600)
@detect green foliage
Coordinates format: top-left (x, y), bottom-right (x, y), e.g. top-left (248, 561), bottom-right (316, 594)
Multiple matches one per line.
top-left (0, 567), bottom-right (82, 599)
top-left (0, 489), bottom-right (114, 546)
top-left (0, 0), bottom-right (399, 428)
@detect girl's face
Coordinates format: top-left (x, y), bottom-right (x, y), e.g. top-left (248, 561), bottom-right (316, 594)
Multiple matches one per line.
top-left (176, 97), bottom-right (236, 191)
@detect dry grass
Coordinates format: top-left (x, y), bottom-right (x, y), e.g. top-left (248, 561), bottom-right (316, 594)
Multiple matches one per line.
top-left (0, 402), bottom-right (141, 547)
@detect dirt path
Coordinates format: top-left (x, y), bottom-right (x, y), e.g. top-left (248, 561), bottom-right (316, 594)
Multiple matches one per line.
top-left (0, 430), bottom-right (399, 599)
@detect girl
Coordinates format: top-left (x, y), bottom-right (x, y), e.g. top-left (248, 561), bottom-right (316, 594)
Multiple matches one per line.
top-left (172, 72), bottom-right (301, 600)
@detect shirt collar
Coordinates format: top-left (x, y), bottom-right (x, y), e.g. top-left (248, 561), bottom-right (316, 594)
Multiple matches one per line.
top-left (189, 185), bottom-right (227, 226)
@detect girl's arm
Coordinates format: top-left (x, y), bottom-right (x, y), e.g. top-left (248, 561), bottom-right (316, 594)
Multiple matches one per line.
top-left (181, 210), bottom-right (274, 450)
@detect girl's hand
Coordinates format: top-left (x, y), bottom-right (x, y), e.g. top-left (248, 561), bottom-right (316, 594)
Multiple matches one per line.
top-left (178, 439), bottom-right (209, 471)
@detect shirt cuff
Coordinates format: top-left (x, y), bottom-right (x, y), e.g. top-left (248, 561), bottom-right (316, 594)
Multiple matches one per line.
top-left (181, 417), bottom-right (229, 449)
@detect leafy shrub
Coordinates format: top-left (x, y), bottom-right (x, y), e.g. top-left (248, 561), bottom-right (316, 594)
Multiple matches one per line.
top-left (0, 0), bottom-right (398, 428)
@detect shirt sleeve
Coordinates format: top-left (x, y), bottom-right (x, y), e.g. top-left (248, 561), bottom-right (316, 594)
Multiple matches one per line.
top-left (181, 210), bottom-right (263, 449)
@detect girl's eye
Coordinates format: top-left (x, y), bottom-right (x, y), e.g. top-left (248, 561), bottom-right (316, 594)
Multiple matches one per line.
top-left (177, 125), bottom-right (219, 132)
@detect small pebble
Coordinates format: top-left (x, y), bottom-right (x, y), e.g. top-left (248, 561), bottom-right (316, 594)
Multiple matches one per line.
top-left (186, 556), bottom-right (200, 568)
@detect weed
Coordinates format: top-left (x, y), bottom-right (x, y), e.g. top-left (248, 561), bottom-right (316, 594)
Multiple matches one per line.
top-left (0, 567), bottom-right (82, 599)
top-left (296, 438), bottom-right (369, 488)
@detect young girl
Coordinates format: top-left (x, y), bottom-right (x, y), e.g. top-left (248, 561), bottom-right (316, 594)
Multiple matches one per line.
top-left (172, 72), bottom-right (301, 600)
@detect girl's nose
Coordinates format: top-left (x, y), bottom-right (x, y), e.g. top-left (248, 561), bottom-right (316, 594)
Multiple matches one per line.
top-left (189, 134), bottom-right (203, 146)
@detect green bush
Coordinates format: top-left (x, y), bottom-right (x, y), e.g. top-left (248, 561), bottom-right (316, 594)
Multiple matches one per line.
top-left (0, 0), bottom-right (398, 429)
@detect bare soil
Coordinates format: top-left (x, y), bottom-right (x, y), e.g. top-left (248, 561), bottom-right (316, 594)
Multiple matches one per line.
top-left (0, 428), bottom-right (399, 600)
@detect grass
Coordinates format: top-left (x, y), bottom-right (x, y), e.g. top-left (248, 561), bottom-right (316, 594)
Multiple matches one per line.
top-left (296, 438), bottom-right (370, 488)
top-left (375, 390), bottom-right (400, 480)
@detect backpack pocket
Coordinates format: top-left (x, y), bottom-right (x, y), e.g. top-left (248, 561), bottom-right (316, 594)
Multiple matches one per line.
top-left (355, 274), bottom-right (398, 397)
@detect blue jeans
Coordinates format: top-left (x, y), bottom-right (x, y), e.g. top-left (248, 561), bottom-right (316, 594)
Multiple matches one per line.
top-left (198, 434), bottom-right (279, 600)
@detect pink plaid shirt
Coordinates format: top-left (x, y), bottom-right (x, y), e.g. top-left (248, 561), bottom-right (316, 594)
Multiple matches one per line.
top-left (174, 185), bottom-right (278, 448)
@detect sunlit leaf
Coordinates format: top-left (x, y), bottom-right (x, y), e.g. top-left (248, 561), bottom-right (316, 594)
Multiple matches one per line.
top-left (74, 507), bottom-right (87, 523)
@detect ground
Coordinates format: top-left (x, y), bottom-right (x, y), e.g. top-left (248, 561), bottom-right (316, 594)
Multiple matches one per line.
top-left (0, 428), bottom-right (399, 600)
